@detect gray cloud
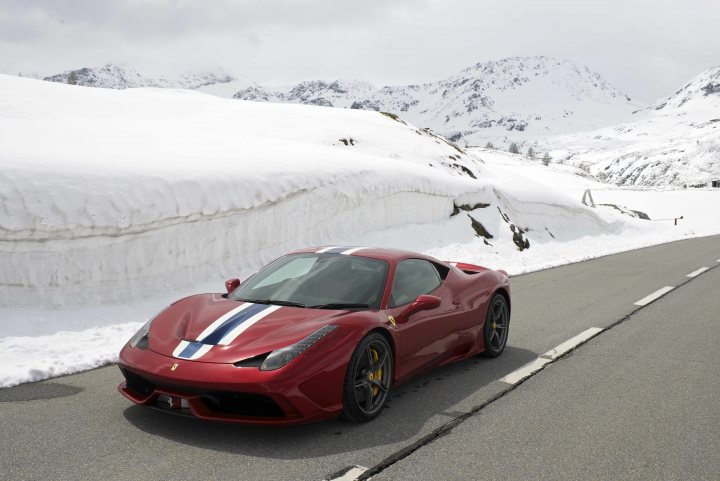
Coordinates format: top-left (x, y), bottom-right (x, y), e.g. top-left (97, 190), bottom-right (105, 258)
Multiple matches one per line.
top-left (1, 0), bottom-right (718, 102)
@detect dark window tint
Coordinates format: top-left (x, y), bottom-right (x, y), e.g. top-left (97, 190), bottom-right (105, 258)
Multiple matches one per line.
top-left (229, 253), bottom-right (388, 310)
top-left (389, 259), bottom-right (442, 307)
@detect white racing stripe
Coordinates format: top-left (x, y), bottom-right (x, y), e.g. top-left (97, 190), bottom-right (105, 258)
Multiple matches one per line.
top-left (686, 267), bottom-right (709, 278)
top-left (327, 466), bottom-right (368, 481)
top-left (219, 305), bottom-right (282, 345)
top-left (172, 340), bottom-right (190, 358)
top-left (171, 341), bottom-right (213, 360)
top-left (340, 247), bottom-right (367, 255)
top-left (196, 302), bottom-right (252, 340)
top-left (541, 327), bottom-right (603, 360)
top-left (633, 286), bottom-right (675, 306)
top-left (316, 246), bottom-right (342, 253)
top-left (186, 344), bottom-right (212, 360)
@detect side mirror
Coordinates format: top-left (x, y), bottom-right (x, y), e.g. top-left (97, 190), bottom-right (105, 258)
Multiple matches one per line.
top-left (225, 278), bottom-right (241, 293)
top-left (397, 294), bottom-right (441, 322)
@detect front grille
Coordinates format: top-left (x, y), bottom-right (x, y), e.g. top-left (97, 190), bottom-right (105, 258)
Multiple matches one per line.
top-left (121, 368), bottom-right (284, 418)
top-left (122, 368), bottom-right (156, 398)
top-left (199, 391), bottom-right (284, 417)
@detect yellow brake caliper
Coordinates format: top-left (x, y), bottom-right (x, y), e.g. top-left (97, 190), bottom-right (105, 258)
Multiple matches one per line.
top-left (369, 348), bottom-right (382, 397)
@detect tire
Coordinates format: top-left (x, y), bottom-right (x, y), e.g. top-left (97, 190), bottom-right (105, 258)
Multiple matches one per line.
top-left (480, 293), bottom-right (510, 358)
top-left (341, 332), bottom-right (393, 423)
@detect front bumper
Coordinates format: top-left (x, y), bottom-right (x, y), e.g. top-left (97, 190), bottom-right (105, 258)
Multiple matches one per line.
top-left (117, 343), bottom-right (348, 426)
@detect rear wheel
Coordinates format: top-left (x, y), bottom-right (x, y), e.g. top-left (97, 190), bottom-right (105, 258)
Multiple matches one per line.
top-left (341, 333), bottom-right (393, 423)
top-left (480, 294), bottom-right (510, 358)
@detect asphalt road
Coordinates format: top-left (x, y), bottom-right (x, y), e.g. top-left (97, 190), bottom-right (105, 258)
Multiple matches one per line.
top-left (1, 235), bottom-right (718, 481)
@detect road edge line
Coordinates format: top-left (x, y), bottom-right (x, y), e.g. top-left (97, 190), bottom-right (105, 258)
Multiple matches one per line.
top-left (633, 286), bottom-right (675, 306)
top-left (326, 465), bottom-right (368, 481)
top-left (686, 267), bottom-right (709, 278)
top-left (351, 261), bottom-right (720, 481)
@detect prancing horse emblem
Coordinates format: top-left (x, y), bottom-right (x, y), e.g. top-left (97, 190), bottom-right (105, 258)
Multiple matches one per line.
top-left (388, 315), bottom-right (396, 327)
top-left (170, 363), bottom-right (179, 371)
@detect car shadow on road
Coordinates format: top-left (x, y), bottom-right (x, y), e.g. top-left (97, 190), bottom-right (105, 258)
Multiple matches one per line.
top-left (122, 345), bottom-right (536, 459)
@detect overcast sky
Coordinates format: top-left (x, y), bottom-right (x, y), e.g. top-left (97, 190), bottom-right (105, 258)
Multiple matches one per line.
top-left (1, 0), bottom-right (718, 102)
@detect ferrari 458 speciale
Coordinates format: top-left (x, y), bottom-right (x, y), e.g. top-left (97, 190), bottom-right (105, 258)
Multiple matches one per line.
top-left (118, 246), bottom-right (510, 425)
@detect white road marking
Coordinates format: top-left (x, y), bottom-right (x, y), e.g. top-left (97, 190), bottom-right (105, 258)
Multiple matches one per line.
top-left (686, 267), bottom-right (709, 278)
top-left (541, 327), bottom-right (604, 360)
top-left (501, 327), bottom-right (605, 385)
top-left (327, 465), bottom-right (368, 481)
top-left (499, 357), bottom-right (551, 385)
top-left (633, 286), bottom-right (675, 306)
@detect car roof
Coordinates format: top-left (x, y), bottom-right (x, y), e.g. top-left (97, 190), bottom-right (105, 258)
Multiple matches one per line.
top-left (289, 246), bottom-right (441, 263)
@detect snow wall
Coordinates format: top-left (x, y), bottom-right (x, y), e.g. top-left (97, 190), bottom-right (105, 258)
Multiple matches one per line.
top-left (0, 75), bottom-right (626, 308)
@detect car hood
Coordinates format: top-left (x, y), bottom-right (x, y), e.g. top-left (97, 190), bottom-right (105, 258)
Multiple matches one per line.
top-left (148, 294), bottom-right (346, 363)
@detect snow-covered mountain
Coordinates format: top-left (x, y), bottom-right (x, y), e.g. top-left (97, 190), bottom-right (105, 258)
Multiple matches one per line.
top-left (44, 57), bottom-right (636, 146)
top-left (44, 64), bottom-right (235, 90)
top-left (233, 57), bottom-right (637, 145)
top-left (538, 66), bottom-right (720, 186)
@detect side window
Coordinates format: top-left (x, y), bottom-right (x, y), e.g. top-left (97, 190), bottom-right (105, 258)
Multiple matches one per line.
top-left (389, 259), bottom-right (442, 307)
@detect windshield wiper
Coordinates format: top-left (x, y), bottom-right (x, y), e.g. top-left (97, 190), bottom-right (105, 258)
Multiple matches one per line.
top-left (310, 303), bottom-right (369, 310)
top-left (240, 299), bottom-right (306, 308)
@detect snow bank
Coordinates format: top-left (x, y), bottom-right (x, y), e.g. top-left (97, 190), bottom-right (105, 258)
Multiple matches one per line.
top-left (0, 74), bottom-right (484, 308)
top-left (0, 75), bottom-right (672, 387)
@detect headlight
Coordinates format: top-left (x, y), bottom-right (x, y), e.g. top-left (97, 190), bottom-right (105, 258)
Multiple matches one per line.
top-left (129, 305), bottom-right (171, 349)
top-left (129, 320), bottom-right (152, 349)
top-left (260, 325), bottom-right (337, 371)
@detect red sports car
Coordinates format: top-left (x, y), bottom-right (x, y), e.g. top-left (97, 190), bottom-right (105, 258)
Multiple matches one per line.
top-left (118, 246), bottom-right (510, 425)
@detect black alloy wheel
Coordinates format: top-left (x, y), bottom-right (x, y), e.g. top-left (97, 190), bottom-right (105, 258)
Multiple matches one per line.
top-left (480, 293), bottom-right (510, 358)
top-left (341, 332), bottom-right (393, 422)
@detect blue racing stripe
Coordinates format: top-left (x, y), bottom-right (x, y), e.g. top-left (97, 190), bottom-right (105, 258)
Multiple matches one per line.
top-left (323, 246), bottom-right (353, 254)
top-left (177, 341), bottom-right (205, 359)
top-left (200, 303), bottom-right (270, 345)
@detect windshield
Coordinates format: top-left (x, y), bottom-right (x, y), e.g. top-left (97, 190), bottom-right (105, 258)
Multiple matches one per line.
top-left (230, 253), bottom-right (389, 309)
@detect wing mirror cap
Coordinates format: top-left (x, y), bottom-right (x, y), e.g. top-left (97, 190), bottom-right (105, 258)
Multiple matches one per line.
top-left (398, 294), bottom-right (441, 321)
top-left (225, 278), bottom-right (241, 293)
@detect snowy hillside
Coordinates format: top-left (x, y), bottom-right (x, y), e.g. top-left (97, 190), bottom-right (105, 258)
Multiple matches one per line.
top-left (45, 57), bottom-right (637, 147)
top-left (538, 66), bottom-right (720, 186)
top-left (1, 73), bottom-right (710, 387)
top-left (0, 74), bottom-right (481, 308)
top-left (233, 57), bottom-right (637, 146)
top-left (44, 64), bottom-right (235, 90)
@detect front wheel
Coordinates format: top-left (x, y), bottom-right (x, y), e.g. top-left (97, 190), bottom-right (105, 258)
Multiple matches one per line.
top-left (480, 294), bottom-right (510, 358)
top-left (341, 332), bottom-right (393, 423)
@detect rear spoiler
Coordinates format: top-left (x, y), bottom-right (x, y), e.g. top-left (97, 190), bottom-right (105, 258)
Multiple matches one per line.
top-left (445, 261), bottom-right (508, 278)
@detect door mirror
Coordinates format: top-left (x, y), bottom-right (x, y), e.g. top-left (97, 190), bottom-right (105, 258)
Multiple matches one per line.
top-left (398, 294), bottom-right (441, 322)
top-left (225, 278), bottom-right (241, 293)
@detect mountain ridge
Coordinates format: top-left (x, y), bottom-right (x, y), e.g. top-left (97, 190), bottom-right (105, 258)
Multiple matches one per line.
top-left (44, 57), bottom-right (637, 146)
top-left (44, 64), bottom-right (234, 90)
top-left (537, 65), bottom-right (720, 186)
